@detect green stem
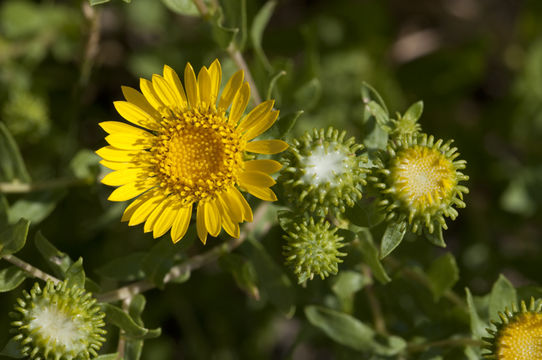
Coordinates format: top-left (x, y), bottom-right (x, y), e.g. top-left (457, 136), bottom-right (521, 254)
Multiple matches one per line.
top-left (0, 178), bottom-right (88, 194)
top-left (3, 255), bottom-right (61, 284)
top-left (361, 264), bottom-right (388, 335)
top-left (97, 203), bottom-right (270, 303)
top-left (406, 337), bottom-right (484, 353)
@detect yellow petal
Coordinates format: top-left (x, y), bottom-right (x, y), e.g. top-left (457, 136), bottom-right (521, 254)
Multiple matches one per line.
top-left (121, 189), bottom-right (159, 222)
top-left (184, 63), bottom-right (199, 109)
top-left (244, 110), bottom-right (279, 140)
top-left (152, 198), bottom-right (177, 238)
top-left (171, 205), bottom-right (192, 243)
top-left (100, 160), bottom-right (130, 171)
top-left (208, 59), bottom-right (222, 104)
top-left (243, 159), bottom-right (282, 174)
top-left (105, 133), bottom-right (153, 150)
top-left (140, 78), bottom-right (165, 113)
top-left (113, 101), bottom-right (160, 131)
top-left (229, 82), bottom-right (250, 125)
top-left (218, 204), bottom-right (240, 238)
top-left (101, 168), bottom-right (147, 186)
top-left (218, 191), bottom-right (242, 223)
top-left (196, 202), bottom-right (208, 244)
top-left (144, 197), bottom-right (172, 234)
top-left (244, 185), bottom-right (277, 201)
top-left (198, 67), bottom-right (212, 110)
top-left (99, 121), bottom-right (151, 136)
top-left (121, 86), bottom-right (161, 120)
top-left (163, 65), bottom-right (188, 108)
top-left (96, 146), bottom-right (141, 162)
top-left (231, 187), bottom-right (253, 222)
top-left (128, 192), bottom-right (165, 226)
top-left (245, 139), bottom-right (289, 154)
top-left (108, 178), bottom-right (157, 202)
top-left (239, 170), bottom-right (276, 188)
top-left (204, 199), bottom-right (221, 237)
top-left (218, 70), bottom-right (244, 111)
top-left (152, 74), bottom-right (178, 110)
top-left (238, 100), bottom-right (274, 132)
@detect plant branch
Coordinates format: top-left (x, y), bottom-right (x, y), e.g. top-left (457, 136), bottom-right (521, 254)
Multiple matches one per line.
top-left (0, 178), bottom-right (88, 194)
top-left (97, 203), bottom-right (270, 303)
top-left (80, 2), bottom-right (101, 87)
top-left (361, 264), bottom-right (388, 335)
top-left (3, 255), bottom-right (61, 284)
top-left (406, 337), bottom-right (484, 353)
top-left (191, 0), bottom-right (262, 105)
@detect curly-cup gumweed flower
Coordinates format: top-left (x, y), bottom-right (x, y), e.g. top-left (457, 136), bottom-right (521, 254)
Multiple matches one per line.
top-left (283, 217), bottom-right (346, 284)
top-left (10, 280), bottom-right (106, 360)
top-left (97, 59), bottom-right (288, 244)
top-left (483, 297), bottom-right (542, 360)
top-left (280, 127), bottom-right (368, 217)
top-left (371, 132), bottom-right (469, 234)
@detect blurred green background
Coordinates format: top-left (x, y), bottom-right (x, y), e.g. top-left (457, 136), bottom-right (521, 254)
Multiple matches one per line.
top-left (1, 0), bottom-right (542, 358)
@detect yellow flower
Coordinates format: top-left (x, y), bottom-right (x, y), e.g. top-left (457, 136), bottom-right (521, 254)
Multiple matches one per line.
top-left (97, 60), bottom-right (288, 244)
top-left (483, 298), bottom-right (542, 360)
top-left (372, 133), bottom-right (468, 234)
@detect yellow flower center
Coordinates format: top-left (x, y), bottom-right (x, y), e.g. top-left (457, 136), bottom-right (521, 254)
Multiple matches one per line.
top-left (390, 146), bottom-right (456, 212)
top-left (497, 312), bottom-right (542, 360)
top-left (151, 109), bottom-right (244, 204)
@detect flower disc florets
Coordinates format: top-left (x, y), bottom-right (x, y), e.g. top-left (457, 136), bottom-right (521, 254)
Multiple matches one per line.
top-left (283, 217), bottom-right (346, 284)
top-left (280, 127), bottom-right (368, 217)
top-left (10, 281), bottom-right (106, 360)
top-left (483, 297), bottom-right (542, 359)
top-left (371, 132), bottom-right (469, 234)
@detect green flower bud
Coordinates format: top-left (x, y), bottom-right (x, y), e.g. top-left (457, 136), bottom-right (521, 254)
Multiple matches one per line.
top-left (10, 280), bottom-right (106, 360)
top-left (482, 297), bottom-right (542, 360)
top-left (370, 132), bottom-right (469, 234)
top-left (283, 217), bottom-right (346, 284)
top-left (280, 127), bottom-right (369, 217)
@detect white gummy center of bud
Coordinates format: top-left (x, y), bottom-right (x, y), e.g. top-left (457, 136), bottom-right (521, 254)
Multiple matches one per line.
top-left (29, 303), bottom-right (86, 353)
top-left (302, 144), bottom-right (347, 184)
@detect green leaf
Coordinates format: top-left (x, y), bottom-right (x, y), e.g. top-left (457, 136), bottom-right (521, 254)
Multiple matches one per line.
top-left (221, 0), bottom-right (247, 50)
top-left (305, 306), bottom-right (406, 355)
top-left (89, 0), bottom-right (111, 6)
top-left (70, 149), bottom-right (100, 182)
top-left (65, 257), bottom-right (85, 289)
top-left (142, 237), bottom-right (180, 288)
top-left (277, 110), bottom-right (303, 139)
top-left (380, 221), bottom-right (406, 259)
top-left (94, 354), bottom-right (121, 360)
top-left (101, 303), bottom-right (162, 339)
top-left (0, 218), bottom-right (30, 258)
top-left (242, 239), bottom-right (295, 317)
top-left (211, 7), bottom-right (239, 49)
top-left (96, 252), bottom-right (146, 282)
top-left (366, 101), bottom-right (389, 127)
top-left (424, 225), bottom-right (446, 247)
top-left (266, 70), bottom-right (286, 100)
top-left (488, 274), bottom-right (517, 322)
top-left (124, 294), bottom-right (147, 360)
top-left (160, 0), bottom-right (199, 15)
top-left (250, 1), bottom-right (276, 72)
top-left (0, 339), bottom-right (24, 358)
top-left (465, 288), bottom-right (488, 340)
top-left (427, 253), bottom-right (459, 300)
top-left (0, 195), bottom-right (10, 229)
top-left (9, 189), bottom-right (66, 225)
top-left (0, 266), bottom-right (26, 292)
top-left (360, 82), bottom-right (389, 115)
top-left (219, 253), bottom-right (259, 299)
top-left (350, 226), bottom-right (390, 284)
top-left (34, 231), bottom-right (73, 278)
top-left (0, 122), bottom-right (30, 183)
top-left (331, 270), bottom-right (367, 313)
top-left (402, 101), bottom-right (424, 123)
